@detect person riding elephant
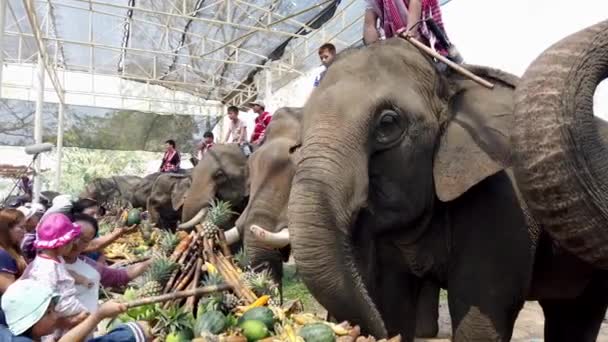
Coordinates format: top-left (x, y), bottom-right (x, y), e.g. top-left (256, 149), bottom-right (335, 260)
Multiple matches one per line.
top-left (146, 170), bottom-right (192, 230)
top-left (178, 144), bottom-right (250, 248)
top-left (259, 26), bottom-right (608, 342)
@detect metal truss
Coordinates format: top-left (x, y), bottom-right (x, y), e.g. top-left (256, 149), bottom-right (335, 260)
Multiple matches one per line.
top-left (2, 0), bottom-right (355, 108)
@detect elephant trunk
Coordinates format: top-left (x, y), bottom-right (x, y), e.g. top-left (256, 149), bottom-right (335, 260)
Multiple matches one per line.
top-left (512, 20), bottom-right (608, 267)
top-left (288, 133), bottom-right (387, 338)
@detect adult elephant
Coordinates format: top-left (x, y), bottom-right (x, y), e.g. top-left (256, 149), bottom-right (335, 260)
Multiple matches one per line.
top-left (233, 107), bottom-right (301, 293)
top-left (146, 170), bottom-right (192, 230)
top-left (281, 31), bottom-right (608, 341)
top-left (179, 144), bottom-right (249, 244)
top-left (246, 107), bottom-right (441, 337)
top-left (80, 175), bottom-right (143, 208)
top-left (132, 173), bottom-right (163, 209)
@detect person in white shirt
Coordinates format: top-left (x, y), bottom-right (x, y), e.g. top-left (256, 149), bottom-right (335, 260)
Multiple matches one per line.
top-left (224, 106), bottom-right (247, 144)
top-left (313, 43), bottom-right (337, 88)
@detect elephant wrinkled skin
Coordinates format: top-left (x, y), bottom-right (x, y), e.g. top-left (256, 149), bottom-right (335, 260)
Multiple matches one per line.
top-left (146, 171), bottom-right (192, 230)
top-left (81, 175), bottom-right (144, 208)
top-left (235, 107), bottom-right (302, 292)
top-left (287, 27), bottom-right (608, 342)
top-left (180, 144), bottom-right (249, 240)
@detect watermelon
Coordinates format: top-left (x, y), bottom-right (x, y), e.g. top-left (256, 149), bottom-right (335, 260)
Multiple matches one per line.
top-left (239, 320), bottom-right (269, 341)
top-left (165, 330), bottom-right (192, 342)
top-left (194, 310), bottom-right (227, 336)
top-left (126, 208), bottom-right (142, 225)
top-left (298, 323), bottom-right (336, 342)
top-left (238, 307), bottom-right (275, 330)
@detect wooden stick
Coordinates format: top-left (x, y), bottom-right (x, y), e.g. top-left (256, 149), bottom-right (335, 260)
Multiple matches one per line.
top-left (125, 284), bottom-right (232, 308)
top-left (184, 258), bottom-right (203, 312)
top-left (399, 33), bottom-right (494, 89)
top-left (169, 254), bottom-right (198, 292)
top-left (216, 254), bottom-right (257, 303)
top-left (163, 239), bottom-right (199, 293)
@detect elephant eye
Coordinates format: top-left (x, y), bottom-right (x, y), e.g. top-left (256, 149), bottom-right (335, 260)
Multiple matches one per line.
top-left (375, 109), bottom-right (404, 145)
top-left (289, 144), bottom-right (301, 154)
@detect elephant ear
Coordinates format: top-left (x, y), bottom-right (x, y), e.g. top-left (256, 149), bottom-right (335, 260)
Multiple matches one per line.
top-left (171, 178), bottom-right (191, 210)
top-left (433, 66), bottom-right (518, 202)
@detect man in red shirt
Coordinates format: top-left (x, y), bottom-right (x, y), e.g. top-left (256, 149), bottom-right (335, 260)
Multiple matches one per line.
top-left (248, 100), bottom-right (272, 145)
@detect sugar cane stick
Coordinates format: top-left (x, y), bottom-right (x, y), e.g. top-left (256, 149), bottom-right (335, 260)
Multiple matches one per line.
top-left (399, 33), bottom-right (494, 89)
top-left (169, 254), bottom-right (198, 292)
top-left (184, 258), bottom-right (203, 311)
top-left (163, 239), bottom-right (199, 293)
top-left (216, 254), bottom-right (257, 303)
top-left (125, 284), bottom-right (232, 308)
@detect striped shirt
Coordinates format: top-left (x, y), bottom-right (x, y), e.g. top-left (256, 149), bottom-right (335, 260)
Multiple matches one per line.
top-left (366, 0), bottom-right (448, 55)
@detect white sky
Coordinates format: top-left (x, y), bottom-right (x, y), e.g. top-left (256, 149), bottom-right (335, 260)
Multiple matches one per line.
top-left (442, 0), bottom-right (608, 119)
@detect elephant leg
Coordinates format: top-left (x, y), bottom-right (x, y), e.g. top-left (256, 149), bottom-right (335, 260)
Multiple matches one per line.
top-left (539, 275), bottom-right (608, 342)
top-left (415, 280), bottom-right (440, 338)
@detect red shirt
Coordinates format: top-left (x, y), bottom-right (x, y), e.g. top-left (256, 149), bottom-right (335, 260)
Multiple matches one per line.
top-left (250, 111), bottom-right (272, 143)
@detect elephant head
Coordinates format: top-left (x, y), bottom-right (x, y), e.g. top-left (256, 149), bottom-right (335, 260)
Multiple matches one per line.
top-left (80, 175), bottom-right (143, 208)
top-left (147, 171), bottom-right (192, 230)
top-left (235, 107), bottom-right (303, 286)
top-left (512, 20), bottom-right (608, 268)
top-left (179, 144), bottom-right (249, 238)
top-left (287, 38), bottom-right (518, 337)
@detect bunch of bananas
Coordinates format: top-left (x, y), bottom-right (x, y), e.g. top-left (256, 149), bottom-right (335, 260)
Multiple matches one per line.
top-left (105, 243), bottom-right (137, 261)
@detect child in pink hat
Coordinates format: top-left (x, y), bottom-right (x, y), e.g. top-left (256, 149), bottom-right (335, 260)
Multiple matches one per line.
top-left (21, 213), bottom-right (88, 340)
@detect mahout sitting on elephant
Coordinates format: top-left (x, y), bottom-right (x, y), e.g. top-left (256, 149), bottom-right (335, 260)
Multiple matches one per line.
top-left (250, 21), bottom-right (608, 342)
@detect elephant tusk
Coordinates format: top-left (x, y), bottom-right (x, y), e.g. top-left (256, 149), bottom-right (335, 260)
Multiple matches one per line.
top-left (177, 207), bottom-right (207, 230)
top-left (224, 226), bottom-right (241, 245)
top-left (249, 225), bottom-right (290, 248)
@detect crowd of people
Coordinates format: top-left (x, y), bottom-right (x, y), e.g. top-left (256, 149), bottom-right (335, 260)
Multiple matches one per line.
top-left (0, 196), bottom-right (152, 341)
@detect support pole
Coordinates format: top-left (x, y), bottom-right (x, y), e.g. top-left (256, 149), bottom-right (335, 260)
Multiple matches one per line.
top-left (54, 100), bottom-right (64, 191)
top-left (264, 68), bottom-right (272, 105)
top-left (0, 0), bottom-right (8, 98)
top-left (33, 53), bottom-right (44, 204)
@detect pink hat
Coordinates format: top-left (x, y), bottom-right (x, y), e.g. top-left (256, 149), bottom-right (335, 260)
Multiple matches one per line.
top-left (34, 213), bottom-right (81, 249)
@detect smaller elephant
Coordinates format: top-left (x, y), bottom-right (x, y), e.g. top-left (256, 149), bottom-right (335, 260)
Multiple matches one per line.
top-left (147, 171), bottom-right (192, 230)
top-left (80, 175), bottom-right (143, 208)
top-left (179, 144), bottom-right (250, 246)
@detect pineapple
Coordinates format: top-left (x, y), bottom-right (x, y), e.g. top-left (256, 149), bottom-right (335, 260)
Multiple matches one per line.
top-left (137, 280), bottom-right (163, 298)
top-left (135, 257), bottom-right (179, 297)
top-left (201, 199), bottom-right (235, 239)
top-left (268, 286), bottom-right (281, 307)
top-left (233, 249), bottom-right (249, 270)
top-left (222, 292), bottom-right (243, 311)
top-left (244, 268), bottom-right (277, 297)
top-left (158, 230), bottom-right (180, 256)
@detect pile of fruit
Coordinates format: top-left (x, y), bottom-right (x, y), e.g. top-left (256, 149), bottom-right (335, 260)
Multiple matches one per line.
top-left (100, 201), bottom-right (400, 342)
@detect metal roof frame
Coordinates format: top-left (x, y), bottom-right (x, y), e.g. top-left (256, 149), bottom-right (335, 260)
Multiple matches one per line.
top-left (2, 0), bottom-right (346, 108)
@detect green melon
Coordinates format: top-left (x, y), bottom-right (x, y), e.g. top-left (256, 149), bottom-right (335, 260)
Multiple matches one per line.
top-left (165, 330), bottom-right (192, 342)
top-left (298, 323), bottom-right (336, 342)
top-left (239, 320), bottom-right (269, 342)
top-left (194, 310), bottom-right (227, 336)
top-left (238, 307), bottom-right (275, 330)
top-left (126, 208), bottom-right (142, 225)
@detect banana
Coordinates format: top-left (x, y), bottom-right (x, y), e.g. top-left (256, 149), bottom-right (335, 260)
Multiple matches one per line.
top-left (327, 322), bottom-right (350, 335)
top-left (291, 313), bottom-right (318, 325)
